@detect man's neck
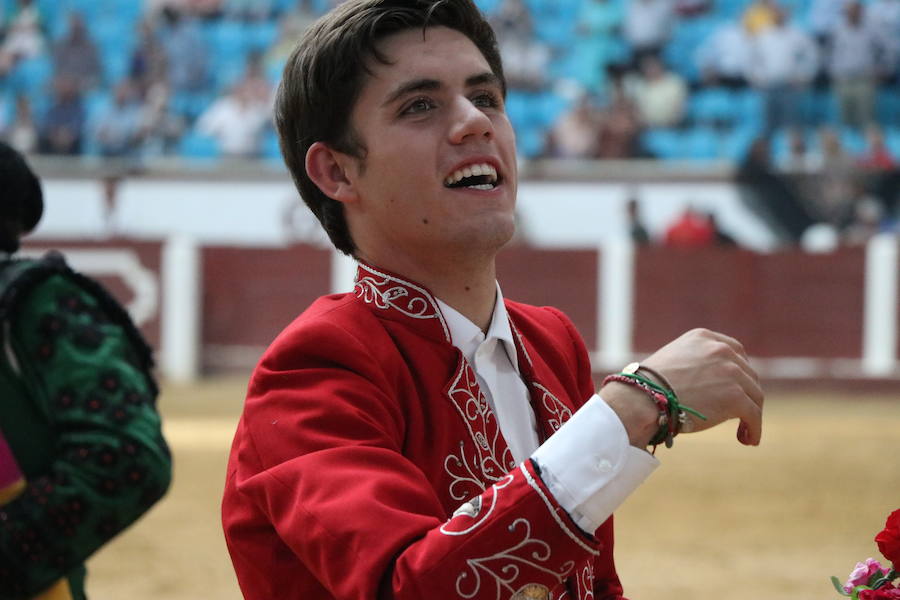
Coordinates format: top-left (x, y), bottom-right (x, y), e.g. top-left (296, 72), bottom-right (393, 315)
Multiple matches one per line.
top-left (359, 251), bottom-right (499, 332)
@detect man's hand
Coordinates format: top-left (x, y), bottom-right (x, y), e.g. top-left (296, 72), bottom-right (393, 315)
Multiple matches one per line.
top-left (604, 328), bottom-right (764, 448)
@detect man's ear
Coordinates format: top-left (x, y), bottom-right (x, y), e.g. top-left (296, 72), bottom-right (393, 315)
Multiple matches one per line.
top-left (305, 141), bottom-right (360, 204)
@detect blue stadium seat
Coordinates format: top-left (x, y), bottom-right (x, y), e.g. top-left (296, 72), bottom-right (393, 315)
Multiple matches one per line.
top-left (682, 126), bottom-right (719, 160)
top-left (208, 19), bottom-right (249, 60)
top-left (7, 55), bottom-right (53, 96)
top-left (884, 127), bottom-right (900, 159)
top-left (733, 89), bottom-right (764, 130)
top-left (247, 21), bottom-right (279, 53)
top-left (179, 130), bottom-right (221, 159)
top-left (839, 126), bottom-right (866, 155)
top-left (641, 128), bottom-right (682, 159)
top-left (533, 90), bottom-right (569, 128)
top-left (689, 87), bottom-right (736, 125)
top-left (876, 87), bottom-right (900, 128)
top-left (474, 0), bottom-right (503, 14)
top-left (170, 91), bottom-right (215, 123)
top-left (719, 125), bottom-right (760, 162)
top-left (0, 92), bottom-right (12, 127)
top-left (515, 123), bottom-right (547, 158)
top-left (262, 127), bottom-right (282, 161)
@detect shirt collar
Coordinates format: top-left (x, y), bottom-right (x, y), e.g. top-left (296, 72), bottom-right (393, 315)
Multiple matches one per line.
top-left (436, 283), bottom-right (519, 371)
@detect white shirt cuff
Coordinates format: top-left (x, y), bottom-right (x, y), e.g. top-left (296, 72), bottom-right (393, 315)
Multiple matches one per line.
top-left (532, 394), bottom-right (659, 534)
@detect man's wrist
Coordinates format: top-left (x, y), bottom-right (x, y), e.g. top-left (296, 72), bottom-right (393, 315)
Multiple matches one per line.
top-left (601, 381), bottom-right (660, 448)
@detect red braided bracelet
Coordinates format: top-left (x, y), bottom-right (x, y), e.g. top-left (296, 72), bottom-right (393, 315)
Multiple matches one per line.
top-left (601, 373), bottom-right (671, 453)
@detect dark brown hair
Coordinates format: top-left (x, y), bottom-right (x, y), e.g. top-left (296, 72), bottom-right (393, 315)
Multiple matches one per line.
top-left (0, 142), bottom-right (43, 254)
top-left (274, 0), bottom-right (505, 256)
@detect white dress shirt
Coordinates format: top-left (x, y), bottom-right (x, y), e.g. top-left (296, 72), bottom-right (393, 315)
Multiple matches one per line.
top-left (436, 286), bottom-right (658, 533)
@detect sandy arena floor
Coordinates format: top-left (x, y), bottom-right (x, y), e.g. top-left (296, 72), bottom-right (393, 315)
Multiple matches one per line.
top-left (85, 375), bottom-right (900, 600)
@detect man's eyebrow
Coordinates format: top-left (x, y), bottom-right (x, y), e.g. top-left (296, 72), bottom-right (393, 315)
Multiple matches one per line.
top-left (466, 72), bottom-right (502, 90)
top-left (382, 78), bottom-right (442, 107)
top-left (382, 72), bottom-right (502, 107)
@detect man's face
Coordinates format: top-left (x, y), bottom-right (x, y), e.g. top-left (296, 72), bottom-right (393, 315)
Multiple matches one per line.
top-left (339, 26), bottom-right (518, 267)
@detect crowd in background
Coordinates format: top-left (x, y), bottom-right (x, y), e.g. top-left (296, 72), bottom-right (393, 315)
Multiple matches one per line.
top-left (0, 0), bottom-right (898, 244)
top-left (0, 0), bottom-right (328, 159)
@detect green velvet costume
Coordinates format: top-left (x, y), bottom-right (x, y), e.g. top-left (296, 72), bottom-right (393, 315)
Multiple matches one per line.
top-left (0, 252), bottom-right (171, 600)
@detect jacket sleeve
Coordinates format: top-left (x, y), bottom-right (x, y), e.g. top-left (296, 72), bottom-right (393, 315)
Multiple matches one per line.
top-left (222, 316), bottom-right (607, 600)
top-left (0, 274), bottom-right (172, 599)
top-left (544, 305), bottom-right (628, 600)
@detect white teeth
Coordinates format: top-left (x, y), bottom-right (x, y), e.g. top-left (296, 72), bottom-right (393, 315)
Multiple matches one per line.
top-left (443, 163), bottom-right (499, 187)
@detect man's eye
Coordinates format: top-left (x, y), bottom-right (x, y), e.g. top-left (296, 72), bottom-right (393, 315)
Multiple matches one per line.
top-left (472, 92), bottom-right (500, 109)
top-left (402, 98), bottom-right (435, 114)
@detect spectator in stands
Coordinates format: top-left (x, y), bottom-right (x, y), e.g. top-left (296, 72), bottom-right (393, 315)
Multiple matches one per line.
top-left (573, 0), bottom-right (625, 92)
top-left (695, 21), bottom-right (753, 88)
top-left (1, 94), bottom-right (38, 155)
top-left (235, 51), bottom-right (273, 107)
top-left (544, 94), bottom-right (602, 159)
top-left (626, 197), bottom-right (651, 244)
top-left (138, 79), bottom-right (185, 156)
top-left (159, 6), bottom-right (209, 94)
top-left (828, 1), bottom-right (885, 130)
top-left (129, 18), bottom-right (169, 98)
top-left (664, 206), bottom-right (715, 248)
top-left (779, 127), bottom-right (822, 173)
top-left (596, 71), bottom-right (644, 158)
top-left (94, 80), bottom-right (145, 158)
top-left (807, 0), bottom-right (846, 44)
top-left (626, 54), bottom-right (688, 128)
top-left (51, 12), bottom-right (102, 92)
top-left (857, 125), bottom-right (896, 170)
top-left (196, 83), bottom-right (271, 157)
top-left (815, 127), bottom-right (858, 225)
top-left (0, 0), bottom-right (44, 75)
top-left (184, 0), bottom-right (225, 19)
top-left (38, 76), bottom-right (86, 156)
top-left (490, 0), bottom-right (550, 92)
top-left (623, 0), bottom-right (674, 66)
top-left (742, 0), bottom-right (779, 34)
top-left (746, 7), bottom-right (819, 134)
top-left (865, 0), bottom-right (900, 77)
top-left (265, 2), bottom-right (320, 76)
top-left (223, 0), bottom-right (276, 21)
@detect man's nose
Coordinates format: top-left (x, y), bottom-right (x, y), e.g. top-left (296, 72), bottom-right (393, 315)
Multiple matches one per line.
top-left (448, 97), bottom-right (494, 144)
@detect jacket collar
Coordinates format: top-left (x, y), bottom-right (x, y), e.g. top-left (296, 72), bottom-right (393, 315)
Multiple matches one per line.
top-left (353, 262), bottom-right (452, 343)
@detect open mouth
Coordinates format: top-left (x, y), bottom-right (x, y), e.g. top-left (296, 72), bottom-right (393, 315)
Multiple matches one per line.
top-left (443, 163), bottom-right (500, 191)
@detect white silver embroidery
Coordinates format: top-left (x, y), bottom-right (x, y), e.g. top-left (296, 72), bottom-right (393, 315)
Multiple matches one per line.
top-left (354, 264), bottom-right (450, 341)
top-left (455, 518), bottom-right (575, 600)
top-left (441, 474), bottom-right (514, 536)
top-left (574, 562), bottom-right (595, 600)
top-left (443, 359), bottom-right (514, 500)
top-left (532, 383), bottom-right (573, 433)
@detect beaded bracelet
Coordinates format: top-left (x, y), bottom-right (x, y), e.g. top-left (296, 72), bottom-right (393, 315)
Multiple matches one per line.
top-left (602, 371), bottom-right (708, 452)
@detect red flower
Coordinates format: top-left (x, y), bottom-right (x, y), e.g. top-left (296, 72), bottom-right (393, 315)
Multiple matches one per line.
top-left (859, 587), bottom-right (900, 600)
top-left (876, 510), bottom-right (900, 571)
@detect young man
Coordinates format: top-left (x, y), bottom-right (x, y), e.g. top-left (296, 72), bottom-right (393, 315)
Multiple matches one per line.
top-left (221, 2), bottom-right (764, 599)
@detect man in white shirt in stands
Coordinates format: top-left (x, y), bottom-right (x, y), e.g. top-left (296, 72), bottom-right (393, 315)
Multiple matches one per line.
top-left (221, 1), bottom-right (765, 599)
top-left (747, 6), bottom-right (819, 133)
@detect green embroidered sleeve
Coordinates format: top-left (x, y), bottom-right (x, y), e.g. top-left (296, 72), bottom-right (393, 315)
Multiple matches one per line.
top-left (0, 273), bottom-right (172, 599)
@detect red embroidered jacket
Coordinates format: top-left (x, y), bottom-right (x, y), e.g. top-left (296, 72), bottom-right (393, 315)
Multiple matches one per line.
top-left (222, 263), bottom-right (626, 600)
